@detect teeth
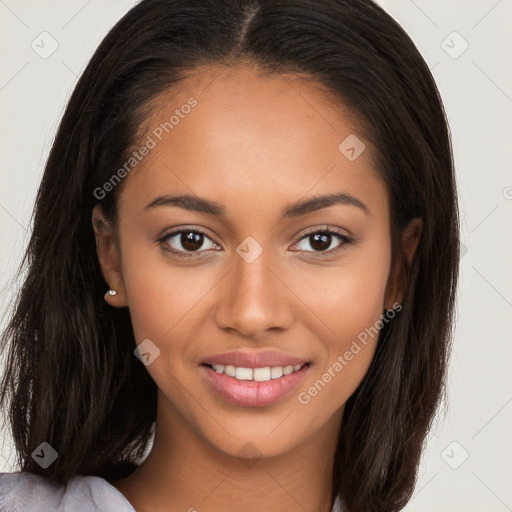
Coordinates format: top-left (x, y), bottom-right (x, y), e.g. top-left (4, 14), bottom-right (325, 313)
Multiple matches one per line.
top-left (270, 366), bottom-right (283, 379)
top-left (283, 365), bottom-right (294, 375)
top-left (208, 363), bottom-right (304, 381)
top-left (224, 365), bottom-right (236, 377)
top-left (253, 367), bottom-right (271, 381)
top-left (235, 367), bottom-right (253, 380)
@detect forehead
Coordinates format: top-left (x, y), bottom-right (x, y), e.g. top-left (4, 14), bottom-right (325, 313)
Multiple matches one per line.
top-left (120, 63), bottom-right (387, 219)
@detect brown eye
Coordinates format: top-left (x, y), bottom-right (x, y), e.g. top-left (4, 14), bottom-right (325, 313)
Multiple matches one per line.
top-left (180, 231), bottom-right (205, 251)
top-left (308, 233), bottom-right (333, 252)
top-left (295, 228), bottom-right (353, 255)
top-left (159, 228), bottom-right (219, 257)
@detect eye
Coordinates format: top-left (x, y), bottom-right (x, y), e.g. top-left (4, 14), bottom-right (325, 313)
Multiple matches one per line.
top-left (158, 228), bottom-right (220, 258)
top-left (293, 227), bottom-right (353, 256)
top-left (158, 226), bottom-right (354, 259)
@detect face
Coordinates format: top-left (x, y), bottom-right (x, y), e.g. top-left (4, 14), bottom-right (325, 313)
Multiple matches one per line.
top-left (94, 63), bottom-right (414, 462)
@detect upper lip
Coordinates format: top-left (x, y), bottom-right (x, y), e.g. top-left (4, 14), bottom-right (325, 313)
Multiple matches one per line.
top-left (201, 350), bottom-right (310, 369)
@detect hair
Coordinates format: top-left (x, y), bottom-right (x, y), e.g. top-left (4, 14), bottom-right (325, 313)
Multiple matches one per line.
top-left (0, 0), bottom-right (459, 510)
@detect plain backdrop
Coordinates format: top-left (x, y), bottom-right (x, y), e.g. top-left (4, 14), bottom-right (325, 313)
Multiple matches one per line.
top-left (1, 1), bottom-right (511, 511)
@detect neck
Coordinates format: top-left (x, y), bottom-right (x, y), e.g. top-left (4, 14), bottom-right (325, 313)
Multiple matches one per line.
top-left (113, 393), bottom-right (342, 512)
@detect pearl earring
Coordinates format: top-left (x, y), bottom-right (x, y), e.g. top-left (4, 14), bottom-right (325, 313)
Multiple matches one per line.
top-left (104, 289), bottom-right (117, 300)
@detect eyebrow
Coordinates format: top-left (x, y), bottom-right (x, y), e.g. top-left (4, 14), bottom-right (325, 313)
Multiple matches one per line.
top-left (144, 192), bottom-right (369, 218)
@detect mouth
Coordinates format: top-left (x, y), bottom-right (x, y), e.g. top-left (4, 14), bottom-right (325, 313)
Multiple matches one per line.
top-left (200, 348), bottom-right (310, 370)
top-left (200, 361), bottom-right (312, 408)
top-left (201, 362), bottom-right (310, 381)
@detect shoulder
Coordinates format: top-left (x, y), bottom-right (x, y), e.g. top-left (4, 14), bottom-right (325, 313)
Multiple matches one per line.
top-left (0, 471), bottom-right (135, 512)
top-left (0, 471), bottom-right (344, 512)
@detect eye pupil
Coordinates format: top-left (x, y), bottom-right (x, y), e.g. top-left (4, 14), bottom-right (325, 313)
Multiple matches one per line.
top-left (181, 231), bottom-right (203, 251)
top-left (310, 233), bottom-right (331, 251)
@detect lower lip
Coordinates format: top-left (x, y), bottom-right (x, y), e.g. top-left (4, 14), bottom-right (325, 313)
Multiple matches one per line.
top-left (200, 364), bottom-right (310, 408)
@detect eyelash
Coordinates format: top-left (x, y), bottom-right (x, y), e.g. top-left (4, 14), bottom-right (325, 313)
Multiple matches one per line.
top-left (157, 226), bottom-right (353, 259)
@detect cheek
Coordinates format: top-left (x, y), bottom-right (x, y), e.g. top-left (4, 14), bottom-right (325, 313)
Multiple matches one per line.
top-left (120, 239), bottom-right (219, 348)
top-left (120, 241), bottom-right (168, 341)
top-left (293, 245), bottom-right (391, 409)
top-left (297, 246), bottom-right (391, 342)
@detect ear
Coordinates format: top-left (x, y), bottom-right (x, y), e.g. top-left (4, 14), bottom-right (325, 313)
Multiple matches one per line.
top-left (384, 217), bottom-right (423, 310)
top-left (92, 205), bottom-right (128, 307)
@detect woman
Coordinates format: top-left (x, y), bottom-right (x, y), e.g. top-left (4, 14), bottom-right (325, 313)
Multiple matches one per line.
top-left (0, 0), bottom-right (459, 511)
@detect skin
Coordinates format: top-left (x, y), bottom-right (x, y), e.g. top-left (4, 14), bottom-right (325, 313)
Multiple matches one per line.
top-left (93, 63), bottom-right (422, 512)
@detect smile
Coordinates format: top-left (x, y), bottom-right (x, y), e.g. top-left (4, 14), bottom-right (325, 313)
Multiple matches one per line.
top-left (200, 362), bottom-right (311, 408)
top-left (205, 363), bottom-right (305, 381)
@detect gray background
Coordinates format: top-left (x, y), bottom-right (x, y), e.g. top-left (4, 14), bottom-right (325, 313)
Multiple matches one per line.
top-left (1, 1), bottom-right (511, 510)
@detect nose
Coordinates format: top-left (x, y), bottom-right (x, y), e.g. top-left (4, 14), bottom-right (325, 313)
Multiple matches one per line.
top-left (214, 249), bottom-right (294, 339)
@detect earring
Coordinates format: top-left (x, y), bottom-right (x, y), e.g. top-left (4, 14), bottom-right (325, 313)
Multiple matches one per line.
top-left (104, 289), bottom-right (117, 300)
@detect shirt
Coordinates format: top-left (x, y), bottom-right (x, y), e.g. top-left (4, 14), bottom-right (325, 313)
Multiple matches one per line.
top-left (0, 471), bottom-right (345, 511)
